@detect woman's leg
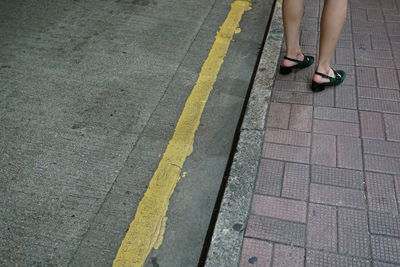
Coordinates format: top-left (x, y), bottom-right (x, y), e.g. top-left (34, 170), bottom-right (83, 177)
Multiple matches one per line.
top-left (313, 0), bottom-right (348, 83)
top-left (281, 0), bottom-right (305, 67)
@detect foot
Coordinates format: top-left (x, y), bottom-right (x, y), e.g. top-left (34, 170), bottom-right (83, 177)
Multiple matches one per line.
top-left (281, 53), bottom-right (305, 67)
top-left (312, 68), bottom-right (336, 83)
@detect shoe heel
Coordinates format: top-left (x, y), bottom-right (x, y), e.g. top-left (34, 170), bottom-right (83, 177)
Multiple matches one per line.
top-left (279, 66), bottom-right (292, 75)
top-left (311, 81), bottom-right (325, 92)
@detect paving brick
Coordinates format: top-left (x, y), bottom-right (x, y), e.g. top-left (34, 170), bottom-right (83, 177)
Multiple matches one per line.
top-left (370, 212), bottom-right (400, 237)
top-left (337, 136), bottom-right (363, 170)
top-left (251, 195), bottom-right (307, 223)
top-left (363, 139), bottom-right (400, 158)
top-left (314, 107), bottom-right (359, 123)
top-left (263, 143), bottom-right (310, 164)
top-left (395, 176), bottom-right (400, 208)
top-left (359, 98), bottom-right (400, 114)
top-left (313, 120), bottom-right (360, 137)
top-left (295, 62), bottom-right (314, 83)
top-left (310, 183), bottom-right (366, 209)
top-left (354, 33), bottom-right (372, 51)
top-left (380, 0), bottom-right (397, 9)
top-left (265, 128), bottom-right (311, 147)
top-left (356, 49), bottom-right (395, 68)
top-left (365, 154), bottom-right (400, 174)
top-left (384, 114), bottom-right (400, 141)
top-left (282, 163), bottom-right (309, 201)
top-left (272, 244), bottom-right (304, 267)
top-left (358, 87), bottom-right (400, 102)
top-left (274, 80), bottom-right (309, 92)
top-left (311, 166), bottom-right (364, 190)
top-left (337, 33), bottom-right (353, 48)
top-left (371, 235), bottom-right (400, 263)
top-left (289, 104), bottom-right (312, 132)
top-left (255, 159), bottom-right (284, 196)
top-left (387, 22), bottom-right (400, 35)
top-left (314, 85), bottom-right (335, 107)
top-left (357, 67), bottom-right (377, 87)
top-left (339, 65), bottom-right (357, 86)
top-left (306, 250), bottom-right (371, 266)
top-left (239, 238), bottom-right (272, 267)
top-left (245, 215), bottom-right (306, 247)
top-left (267, 102), bottom-right (291, 129)
top-left (360, 111), bottom-right (385, 139)
top-left (301, 17), bottom-right (319, 32)
top-left (307, 203), bottom-right (337, 252)
top-left (371, 34), bottom-right (391, 50)
top-left (377, 68), bottom-right (399, 89)
top-left (338, 208), bottom-right (370, 258)
top-left (301, 30), bottom-right (318, 47)
top-left (368, 8), bottom-right (384, 21)
top-left (272, 91), bottom-right (313, 105)
top-left (366, 172), bottom-right (398, 213)
top-left (335, 85), bottom-right (358, 109)
top-left (311, 134), bottom-right (336, 167)
top-left (336, 47), bottom-right (355, 65)
top-left (373, 261), bottom-right (399, 267)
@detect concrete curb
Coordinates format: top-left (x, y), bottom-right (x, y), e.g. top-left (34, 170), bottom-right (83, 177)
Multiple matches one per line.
top-left (204, 1), bottom-right (284, 266)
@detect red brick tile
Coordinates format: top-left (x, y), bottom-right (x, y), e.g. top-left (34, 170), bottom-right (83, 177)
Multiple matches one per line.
top-left (371, 235), bottom-right (400, 263)
top-left (267, 103), bottom-right (291, 129)
top-left (360, 111), bottom-right (385, 139)
top-left (251, 195), bottom-right (307, 223)
top-left (368, 8), bottom-right (384, 21)
top-left (310, 183), bottom-right (366, 209)
top-left (265, 128), bottom-right (311, 147)
top-left (337, 136), bottom-right (363, 170)
top-left (307, 249), bottom-right (371, 266)
top-left (364, 154), bottom-right (400, 174)
top-left (255, 159), bottom-right (284, 196)
top-left (387, 22), bottom-right (400, 35)
top-left (336, 48), bottom-right (355, 65)
top-left (371, 34), bottom-right (391, 50)
top-left (263, 143), bottom-right (310, 164)
top-left (311, 134), bottom-right (336, 167)
top-left (245, 215), bottom-right (306, 247)
top-left (356, 67), bottom-right (377, 87)
top-left (307, 203), bottom-right (337, 252)
top-left (314, 87), bottom-right (335, 107)
top-left (314, 107), bottom-right (359, 123)
top-left (289, 104), bottom-right (313, 132)
top-left (313, 120), bottom-right (360, 137)
top-left (359, 98), bottom-right (400, 114)
top-left (377, 68), bottom-right (399, 89)
top-left (281, 162), bottom-right (309, 201)
top-left (370, 212), bottom-right (400, 238)
top-left (366, 172), bottom-right (398, 213)
top-left (384, 114), bottom-right (400, 141)
top-left (301, 30), bottom-right (318, 47)
top-left (311, 166), bottom-right (364, 190)
top-left (239, 238), bottom-right (272, 267)
top-left (358, 87), bottom-right (400, 101)
top-left (354, 33), bottom-right (372, 50)
top-left (335, 85), bottom-right (358, 109)
top-left (273, 80), bottom-right (309, 92)
top-left (272, 244), bottom-right (305, 267)
top-left (338, 208), bottom-right (370, 258)
top-left (363, 139), bottom-right (400, 157)
top-left (272, 91), bottom-right (313, 105)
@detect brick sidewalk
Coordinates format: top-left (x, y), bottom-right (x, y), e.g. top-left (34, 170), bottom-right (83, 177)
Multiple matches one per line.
top-left (239, 0), bottom-right (400, 266)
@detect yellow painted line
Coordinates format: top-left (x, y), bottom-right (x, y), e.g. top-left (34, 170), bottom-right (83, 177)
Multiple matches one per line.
top-left (113, 1), bottom-right (252, 266)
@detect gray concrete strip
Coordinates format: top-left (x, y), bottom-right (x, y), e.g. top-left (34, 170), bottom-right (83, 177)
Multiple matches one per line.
top-left (204, 1), bottom-right (284, 266)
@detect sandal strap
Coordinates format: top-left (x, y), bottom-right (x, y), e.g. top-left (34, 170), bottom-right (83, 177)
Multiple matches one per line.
top-left (284, 55), bottom-right (310, 63)
top-left (315, 69), bottom-right (342, 82)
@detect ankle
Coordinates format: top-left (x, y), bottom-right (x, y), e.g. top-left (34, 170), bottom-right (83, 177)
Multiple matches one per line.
top-left (316, 65), bottom-right (331, 75)
top-left (286, 48), bottom-right (303, 59)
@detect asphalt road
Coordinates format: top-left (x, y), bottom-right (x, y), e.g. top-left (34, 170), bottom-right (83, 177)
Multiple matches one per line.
top-left (0, 0), bottom-right (274, 266)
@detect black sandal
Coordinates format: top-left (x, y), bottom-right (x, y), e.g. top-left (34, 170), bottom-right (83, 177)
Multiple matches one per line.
top-left (311, 69), bottom-right (346, 92)
top-left (279, 55), bottom-right (315, 75)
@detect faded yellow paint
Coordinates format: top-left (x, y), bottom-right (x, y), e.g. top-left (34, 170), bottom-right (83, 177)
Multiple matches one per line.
top-left (112, 1), bottom-right (252, 266)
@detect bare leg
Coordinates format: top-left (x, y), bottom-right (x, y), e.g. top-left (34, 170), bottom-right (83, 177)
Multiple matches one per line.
top-left (313, 0), bottom-right (348, 83)
top-left (281, 0), bottom-right (305, 67)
